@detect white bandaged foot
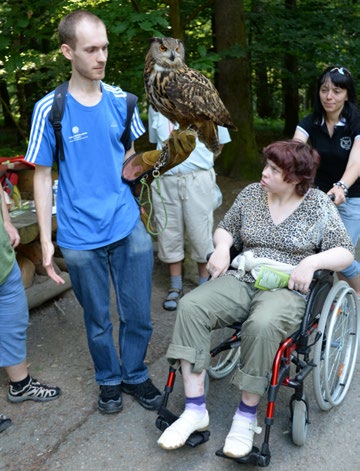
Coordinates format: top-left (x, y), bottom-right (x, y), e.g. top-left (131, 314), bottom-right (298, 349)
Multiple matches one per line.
top-left (223, 415), bottom-right (262, 458)
top-left (157, 409), bottom-right (209, 450)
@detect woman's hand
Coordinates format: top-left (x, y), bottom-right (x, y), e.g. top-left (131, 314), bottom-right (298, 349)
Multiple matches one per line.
top-left (327, 185), bottom-right (346, 205)
top-left (206, 245), bottom-right (231, 280)
top-left (207, 228), bottom-right (234, 279)
top-left (288, 258), bottom-right (316, 294)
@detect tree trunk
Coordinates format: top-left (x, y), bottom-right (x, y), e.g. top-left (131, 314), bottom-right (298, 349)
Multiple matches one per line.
top-left (282, 0), bottom-right (299, 136)
top-left (282, 53), bottom-right (299, 136)
top-left (169, 0), bottom-right (184, 40)
top-left (0, 80), bottom-right (13, 128)
top-left (251, 1), bottom-right (274, 119)
top-left (255, 67), bottom-right (274, 118)
top-left (214, 0), bottom-right (259, 178)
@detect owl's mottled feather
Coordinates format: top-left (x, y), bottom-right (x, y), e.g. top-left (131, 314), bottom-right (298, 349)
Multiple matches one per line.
top-left (144, 37), bottom-right (236, 156)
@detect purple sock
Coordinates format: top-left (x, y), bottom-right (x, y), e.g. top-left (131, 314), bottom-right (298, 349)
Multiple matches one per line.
top-left (185, 395), bottom-right (206, 412)
top-left (236, 400), bottom-right (257, 420)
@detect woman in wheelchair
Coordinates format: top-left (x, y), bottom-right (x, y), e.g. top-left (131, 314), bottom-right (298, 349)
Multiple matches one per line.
top-left (156, 140), bottom-right (354, 458)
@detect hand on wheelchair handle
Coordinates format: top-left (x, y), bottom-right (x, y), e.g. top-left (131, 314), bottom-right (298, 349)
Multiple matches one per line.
top-left (327, 188), bottom-right (344, 205)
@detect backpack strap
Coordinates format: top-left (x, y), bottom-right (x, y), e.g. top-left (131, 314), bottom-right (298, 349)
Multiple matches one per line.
top-left (48, 84), bottom-right (137, 168)
top-left (121, 92), bottom-right (138, 151)
top-left (48, 81), bottom-right (69, 168)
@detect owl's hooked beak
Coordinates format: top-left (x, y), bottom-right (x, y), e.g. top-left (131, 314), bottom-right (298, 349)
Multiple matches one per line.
top-left (170, 50), bottom-right (176, 61)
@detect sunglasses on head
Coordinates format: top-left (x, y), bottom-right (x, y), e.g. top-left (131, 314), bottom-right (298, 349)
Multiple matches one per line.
top-left (330, 67), bottom-right (351, 76)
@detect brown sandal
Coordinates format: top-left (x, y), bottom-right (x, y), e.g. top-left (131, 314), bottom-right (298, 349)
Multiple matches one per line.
top-left (163, 288), bottom-right (183, 311)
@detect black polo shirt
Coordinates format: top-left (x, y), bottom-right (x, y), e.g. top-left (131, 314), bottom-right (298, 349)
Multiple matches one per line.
top-left (297, 113), bottom-right (360, 197)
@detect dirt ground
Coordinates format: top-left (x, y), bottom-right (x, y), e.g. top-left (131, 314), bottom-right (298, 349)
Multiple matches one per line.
top-left (0, 174), bottom-right (359, 471)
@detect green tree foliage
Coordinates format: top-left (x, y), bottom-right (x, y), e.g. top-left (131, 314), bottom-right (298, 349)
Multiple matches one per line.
top-left (1, 0), bottom-right (360, 178)
top-left (247, 0), bottom-right (360, 123)
top-left (0, 0), bottom-right (219, 131)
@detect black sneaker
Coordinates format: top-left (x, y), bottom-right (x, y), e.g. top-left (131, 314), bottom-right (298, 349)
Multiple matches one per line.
top-left (98, 385), bottom-right (123, 414)
top-left (121, 378), bottom-right (163, 411)
top-left (0, 414), bottom-right (12, 433)
top-left (7, 377), bottom-right (61, 403)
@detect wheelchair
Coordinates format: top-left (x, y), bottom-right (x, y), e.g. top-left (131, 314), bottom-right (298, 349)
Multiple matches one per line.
top-left (155, 270), bottom-right (359, 467)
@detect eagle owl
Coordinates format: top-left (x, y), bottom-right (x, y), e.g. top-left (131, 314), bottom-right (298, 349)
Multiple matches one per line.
top-left (144, 37), bottom-right (236, 156)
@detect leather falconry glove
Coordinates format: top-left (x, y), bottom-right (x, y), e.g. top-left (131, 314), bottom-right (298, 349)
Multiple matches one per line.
top-left (122, 128), bottom-right (196, 196)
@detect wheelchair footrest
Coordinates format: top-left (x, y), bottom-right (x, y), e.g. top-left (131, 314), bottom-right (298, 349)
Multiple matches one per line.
top-left (216, 446), bottom-right (271, 467)
top-left (185, 430), bottom-right (211, 447)
top-left (155, 406), bottom-right (210, 447)
top-left (155, 406), bottom-right (179, 432)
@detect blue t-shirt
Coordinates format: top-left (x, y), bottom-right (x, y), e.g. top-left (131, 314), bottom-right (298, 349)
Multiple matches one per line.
top-left (25, 83), bottom-right (145, 250)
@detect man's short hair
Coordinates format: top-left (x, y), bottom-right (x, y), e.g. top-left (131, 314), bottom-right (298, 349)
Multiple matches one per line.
top-left (58, 10), bottom-right (105, 49)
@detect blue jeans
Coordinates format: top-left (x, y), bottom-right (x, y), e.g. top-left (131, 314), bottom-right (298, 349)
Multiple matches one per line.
top-left (337, 198), bottom-right (360, 278)
top-left (61, 220), bottom-right (154, 386)
top-left (0, 262), bottom-right (28, 367)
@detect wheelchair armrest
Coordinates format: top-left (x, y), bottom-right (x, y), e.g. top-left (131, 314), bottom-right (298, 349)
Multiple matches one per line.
top-left (307, 270), bottom-right (333, 295)
top-left (312, 269), bottom-right (333, 281)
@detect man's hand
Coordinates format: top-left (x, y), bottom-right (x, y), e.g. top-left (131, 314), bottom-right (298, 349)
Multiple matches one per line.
top-left (41, 240), bottom-right (65, 285)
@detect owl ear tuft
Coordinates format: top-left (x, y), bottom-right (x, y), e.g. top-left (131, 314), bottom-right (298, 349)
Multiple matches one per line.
top-left (148, 37), bottom-right (161, 45)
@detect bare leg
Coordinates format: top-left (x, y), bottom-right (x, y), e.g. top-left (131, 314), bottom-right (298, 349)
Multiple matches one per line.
top-left (169, 261), bottom-right (182, 277)
top-left (163, 261), bottom-right (184, 311)
top-left (197, 262), bottom-right (209, 285)
top-left (197, 262), bottom-right (208, 279)
top-left (157, 360), bottom-right (209, 450)
top-left (5, 361), bottom-right (28, 382)
top-left (181, 359), bottom-right (206, 397)
top-left (242, 391), bottom-right (261, 407)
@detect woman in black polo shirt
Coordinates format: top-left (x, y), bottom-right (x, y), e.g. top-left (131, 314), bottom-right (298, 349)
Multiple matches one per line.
top-left (293, 66), bottom-right (360, 296)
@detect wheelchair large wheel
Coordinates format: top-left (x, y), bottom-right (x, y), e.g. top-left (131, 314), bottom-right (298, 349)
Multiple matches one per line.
top-left (208, 327), bottom-right (241, 379)
top-left (313, 281), bottom-right (359, 411)
top-left (291, 396), bottom-right (309, 447)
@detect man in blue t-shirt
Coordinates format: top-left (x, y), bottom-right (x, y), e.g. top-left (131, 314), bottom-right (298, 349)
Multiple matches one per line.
top-left (25, 10), bottom-right (194, 414)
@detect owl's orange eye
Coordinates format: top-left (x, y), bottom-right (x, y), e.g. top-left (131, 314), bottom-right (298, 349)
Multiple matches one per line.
top-left (175, 47), bottom-right (180, 52)
top-left (159, 45), bottom-right (167, 52)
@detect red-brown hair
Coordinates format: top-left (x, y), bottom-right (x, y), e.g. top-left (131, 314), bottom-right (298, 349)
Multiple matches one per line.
top-left (263, 140), bottom-right (320, 196)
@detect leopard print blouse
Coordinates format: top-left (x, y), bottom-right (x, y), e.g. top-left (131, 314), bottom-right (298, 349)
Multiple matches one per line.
top-left (218, 183), bottom-right (354, 283)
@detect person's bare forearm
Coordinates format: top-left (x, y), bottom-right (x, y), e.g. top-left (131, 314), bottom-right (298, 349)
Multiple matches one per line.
top-left (33, 166), bottom-right (65, 284)
top-left (33, 166), bottom-right (53, 244)
top-left (1, 185), bottom-right (20, 247)
top-left (0, 185), bottom-right (10, 224)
